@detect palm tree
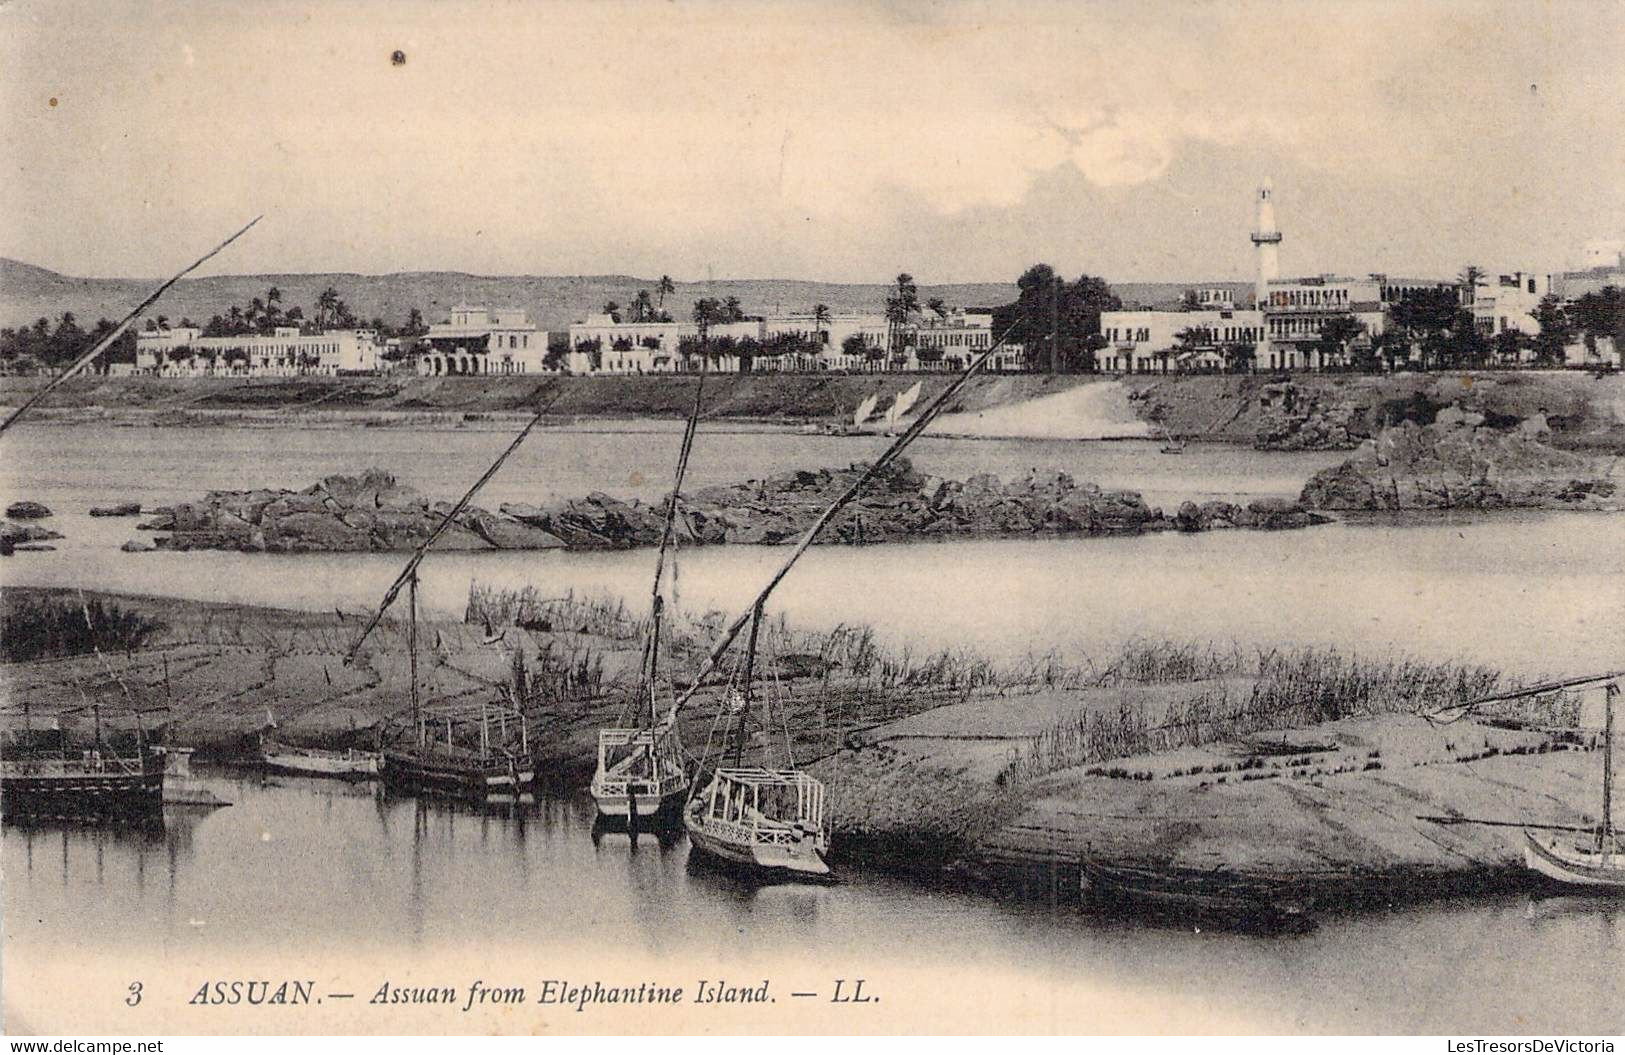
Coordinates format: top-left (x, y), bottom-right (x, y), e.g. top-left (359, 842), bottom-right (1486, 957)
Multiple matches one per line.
top-left (316, 286), bottom-right (340, 330)
top-left (1458, 264), bottom-right (1484, 307)
top-left (631, 289), bottom-right (654, 323)
top-left (657, 275), bottom-right (676, 311)
top-left (927, 296), bottom-right (947, 319)
top-left (885, 272), bottom-right (919, 364)
top-left (724, 296), bottom-right (743, 322)
top-left (812, 303), bottom-right (832, 347)
top-left (601, 300), bottom-right (621, 323)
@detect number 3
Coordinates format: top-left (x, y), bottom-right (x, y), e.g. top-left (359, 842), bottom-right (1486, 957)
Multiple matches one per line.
top-left (126, 981), bottom-right (143, 1006)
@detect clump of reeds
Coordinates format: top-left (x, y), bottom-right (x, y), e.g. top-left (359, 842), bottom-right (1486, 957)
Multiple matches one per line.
top-left (999, 646), bottom-right (1506, 788)
top-left (0, 595), bottom-right (165, 662)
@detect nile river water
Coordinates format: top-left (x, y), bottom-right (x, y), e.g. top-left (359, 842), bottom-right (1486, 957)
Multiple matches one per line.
top-left (3, 421), bottom-right (1623, 1033)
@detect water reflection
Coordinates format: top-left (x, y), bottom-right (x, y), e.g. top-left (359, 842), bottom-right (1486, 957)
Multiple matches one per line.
top-left (5, 765), bottom-right (1623, 1033)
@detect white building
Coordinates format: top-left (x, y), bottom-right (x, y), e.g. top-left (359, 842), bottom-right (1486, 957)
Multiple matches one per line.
top-left (1467, 271), bottom-right (1551, 338)
top-left (565, 314), bottom-right (762, 374)
top-left (1095, 309), bottom-right (1264, 373)
top-left (417, 306), bottom-right (549, 376)
top-left (135, 326), bottom-right (383, 377)
top-left (1259, 275), bottom-right (1388, 370)
top-left (760, 312), bottom-right (890, 371)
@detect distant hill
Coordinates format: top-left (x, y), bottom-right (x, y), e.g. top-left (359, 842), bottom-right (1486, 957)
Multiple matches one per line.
top-left (0, 258), bottom-right (1247, 332)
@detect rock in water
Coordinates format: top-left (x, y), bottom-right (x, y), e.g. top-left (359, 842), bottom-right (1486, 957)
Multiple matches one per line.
top-left (121, 538), bottom-right (156, 553)
top-left (5, 501), bottom-right (51, 519)
top-left (90, 501), bottom-right (144, 517)
top-left (1, 520), bottom-right (64, 545)
top-left (1300, 421), bottom-right (1618, 511)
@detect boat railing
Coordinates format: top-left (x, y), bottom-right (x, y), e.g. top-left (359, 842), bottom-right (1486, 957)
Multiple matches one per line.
top-left (594, 770), bottom-right (687, 798)
top-left (1, 752), bottom-right (149, 777)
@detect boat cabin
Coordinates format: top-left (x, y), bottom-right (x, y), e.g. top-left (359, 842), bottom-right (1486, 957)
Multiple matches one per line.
top-left (699, 767), bottom-right (826, 842)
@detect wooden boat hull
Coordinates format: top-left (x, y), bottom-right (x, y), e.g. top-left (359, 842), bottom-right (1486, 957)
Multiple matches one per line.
top-left (262, 741), bottom-right (381, 780)
top-left (383, 749), bottom-right (534, 799)
top-left (1081, 861), bottom-right (1313, 931)
top-left (591, 784), bottom-right (688, 820)
top-left (1, 770), bottom-right (164, 818)
top-left (684, 811), bottom-right (831, 878)
top-left (1523, 830), bottom-right (1625, 891)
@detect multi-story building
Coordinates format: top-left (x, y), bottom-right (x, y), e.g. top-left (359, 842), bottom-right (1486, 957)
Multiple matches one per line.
top-left (135, 325), bottom-right (384, 377)
top-left (416, 306), bottom-right (549, 376)
top-left (1094, 308), bottom-right (1264, 373)
top-left (1467, 271), bottom-right (1551, 338)
top-left (565, 314), bottom-right (762, 374)
top-left (1259, 275), bottom-right (1387, 370)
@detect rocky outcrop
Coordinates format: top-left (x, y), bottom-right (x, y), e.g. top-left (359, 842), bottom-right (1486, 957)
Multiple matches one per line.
top-left (1255, 382), bottom-right (1368, 451)
top-left (1300, 420), bottom-right (1620, 511)
top-left (509, 459), bottom-right (1329, 546)
top-left (5, 501), bottom-right (52, 519)
top-left (141, 461), bottom-right (1333, 554)
top-left (89, 501), bottom-right (143, 517)
top-left (141, 470), bottom-right (500, 553)
top-left (1, 520), bottom-right (64, 547)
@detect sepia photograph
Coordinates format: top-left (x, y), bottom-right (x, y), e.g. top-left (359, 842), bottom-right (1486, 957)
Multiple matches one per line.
top-left (1, 0), bottom-right (1622, 1040)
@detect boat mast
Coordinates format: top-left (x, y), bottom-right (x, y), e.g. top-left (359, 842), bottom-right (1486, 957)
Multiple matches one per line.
top-left (1602, 682), bottom-right (1617, 852)
top-left (665, 320), bottom-right (1023, 724)
top-left (645, 358), bottom-right (709, 728)
top-left (731, 601), bottom-right (764, 768)
top-left (409, 569), bottom-right (421, 746)
top-left (343, 405), bottom-right (553, 664)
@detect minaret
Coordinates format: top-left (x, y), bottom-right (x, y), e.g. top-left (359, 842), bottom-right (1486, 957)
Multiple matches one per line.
top-left (1251, 178), bottom-right (1282, 308)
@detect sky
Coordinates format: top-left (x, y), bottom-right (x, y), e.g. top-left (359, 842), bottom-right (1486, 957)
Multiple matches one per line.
top-left (3, 0), bottom-right (1623, 285)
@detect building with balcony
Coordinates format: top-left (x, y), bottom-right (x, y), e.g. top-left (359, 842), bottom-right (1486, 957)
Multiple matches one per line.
top-left (416, 306), bottom-right (548, 376)
top-left (1259, 275), bottom-right (1387, 370)
top-left (1095, 308), bottom-right (1264, 373)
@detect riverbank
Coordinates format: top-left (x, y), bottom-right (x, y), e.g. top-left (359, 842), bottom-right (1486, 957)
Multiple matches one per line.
top-left (1126, 370), bottom-right (1625, 453)
top-left (0, 372), bottom-right (1099, 428)
top-left (6, 371), bottom-right (1622, 453)
top-left (3, 586), bottom-right (1600, 920)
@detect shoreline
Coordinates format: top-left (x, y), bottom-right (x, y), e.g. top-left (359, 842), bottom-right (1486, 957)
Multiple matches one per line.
top-left (1, 586), bottom-right (1599, 924)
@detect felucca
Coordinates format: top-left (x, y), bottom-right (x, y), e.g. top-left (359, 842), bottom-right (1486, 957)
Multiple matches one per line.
top-left (1524, 678), bottom-right (1623, 891)
top-left (0, 703), bottom-right (165, 819)
top-left (882, 380), bottom-right (922, 431)
top-left (669, 323), bottom-right (1020, 880)
top-left (343, 413), bottom-right (549, 802)
top-left (684, 600), bottom-right (830, 876)
top-left (589, 363), bottom-right (708, 824)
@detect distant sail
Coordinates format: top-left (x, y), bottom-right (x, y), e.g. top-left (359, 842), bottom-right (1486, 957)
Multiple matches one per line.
top-left (885, 381), bottom-right (923, 426)
top-left (852, 393), bottom-right (880, 427)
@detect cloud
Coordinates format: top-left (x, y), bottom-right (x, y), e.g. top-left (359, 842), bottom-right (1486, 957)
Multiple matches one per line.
top-left (2, 0), bottom-right (1621, 280)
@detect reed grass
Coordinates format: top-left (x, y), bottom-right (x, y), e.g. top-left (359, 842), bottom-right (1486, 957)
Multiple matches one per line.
top-left (1000, 646), bottom-right (1505, 787)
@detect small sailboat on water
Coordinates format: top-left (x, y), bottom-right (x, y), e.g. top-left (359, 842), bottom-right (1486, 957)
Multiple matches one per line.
top-left (259, 709), bottom-right (381, 779)
top-left (379, 568), bottom-right (535, 800)
top-left (589, 361), bottom-right (708, 824)
top-left (343, 413), bottom-right (552, 801)
top-left (684, 602), bottom-right (830, 877)
top-left (664, 327), bottom-right (1020, 880)
top-left (881, 381), bottom-right (923, 433)
top-left (852, 392), bottom-right (880, 430)
top-left (1524, 678), bottom-right (1623, 891)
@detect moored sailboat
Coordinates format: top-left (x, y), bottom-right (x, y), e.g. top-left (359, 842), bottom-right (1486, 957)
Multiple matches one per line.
top-left (668, 326), bottom-right (1020, 880)
top-left (379, 569), bottom-right (534, 800)
top-left (589, 359), bottom-right (709, 824)
top-left (343, 413), bottom-right (553, 801)
top-left (1, 704), bottom-right (165, 819)
top-left (1523, 679), bottom-right (1623, 891)
top-left (684, 605), bottom-right (830, 877)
